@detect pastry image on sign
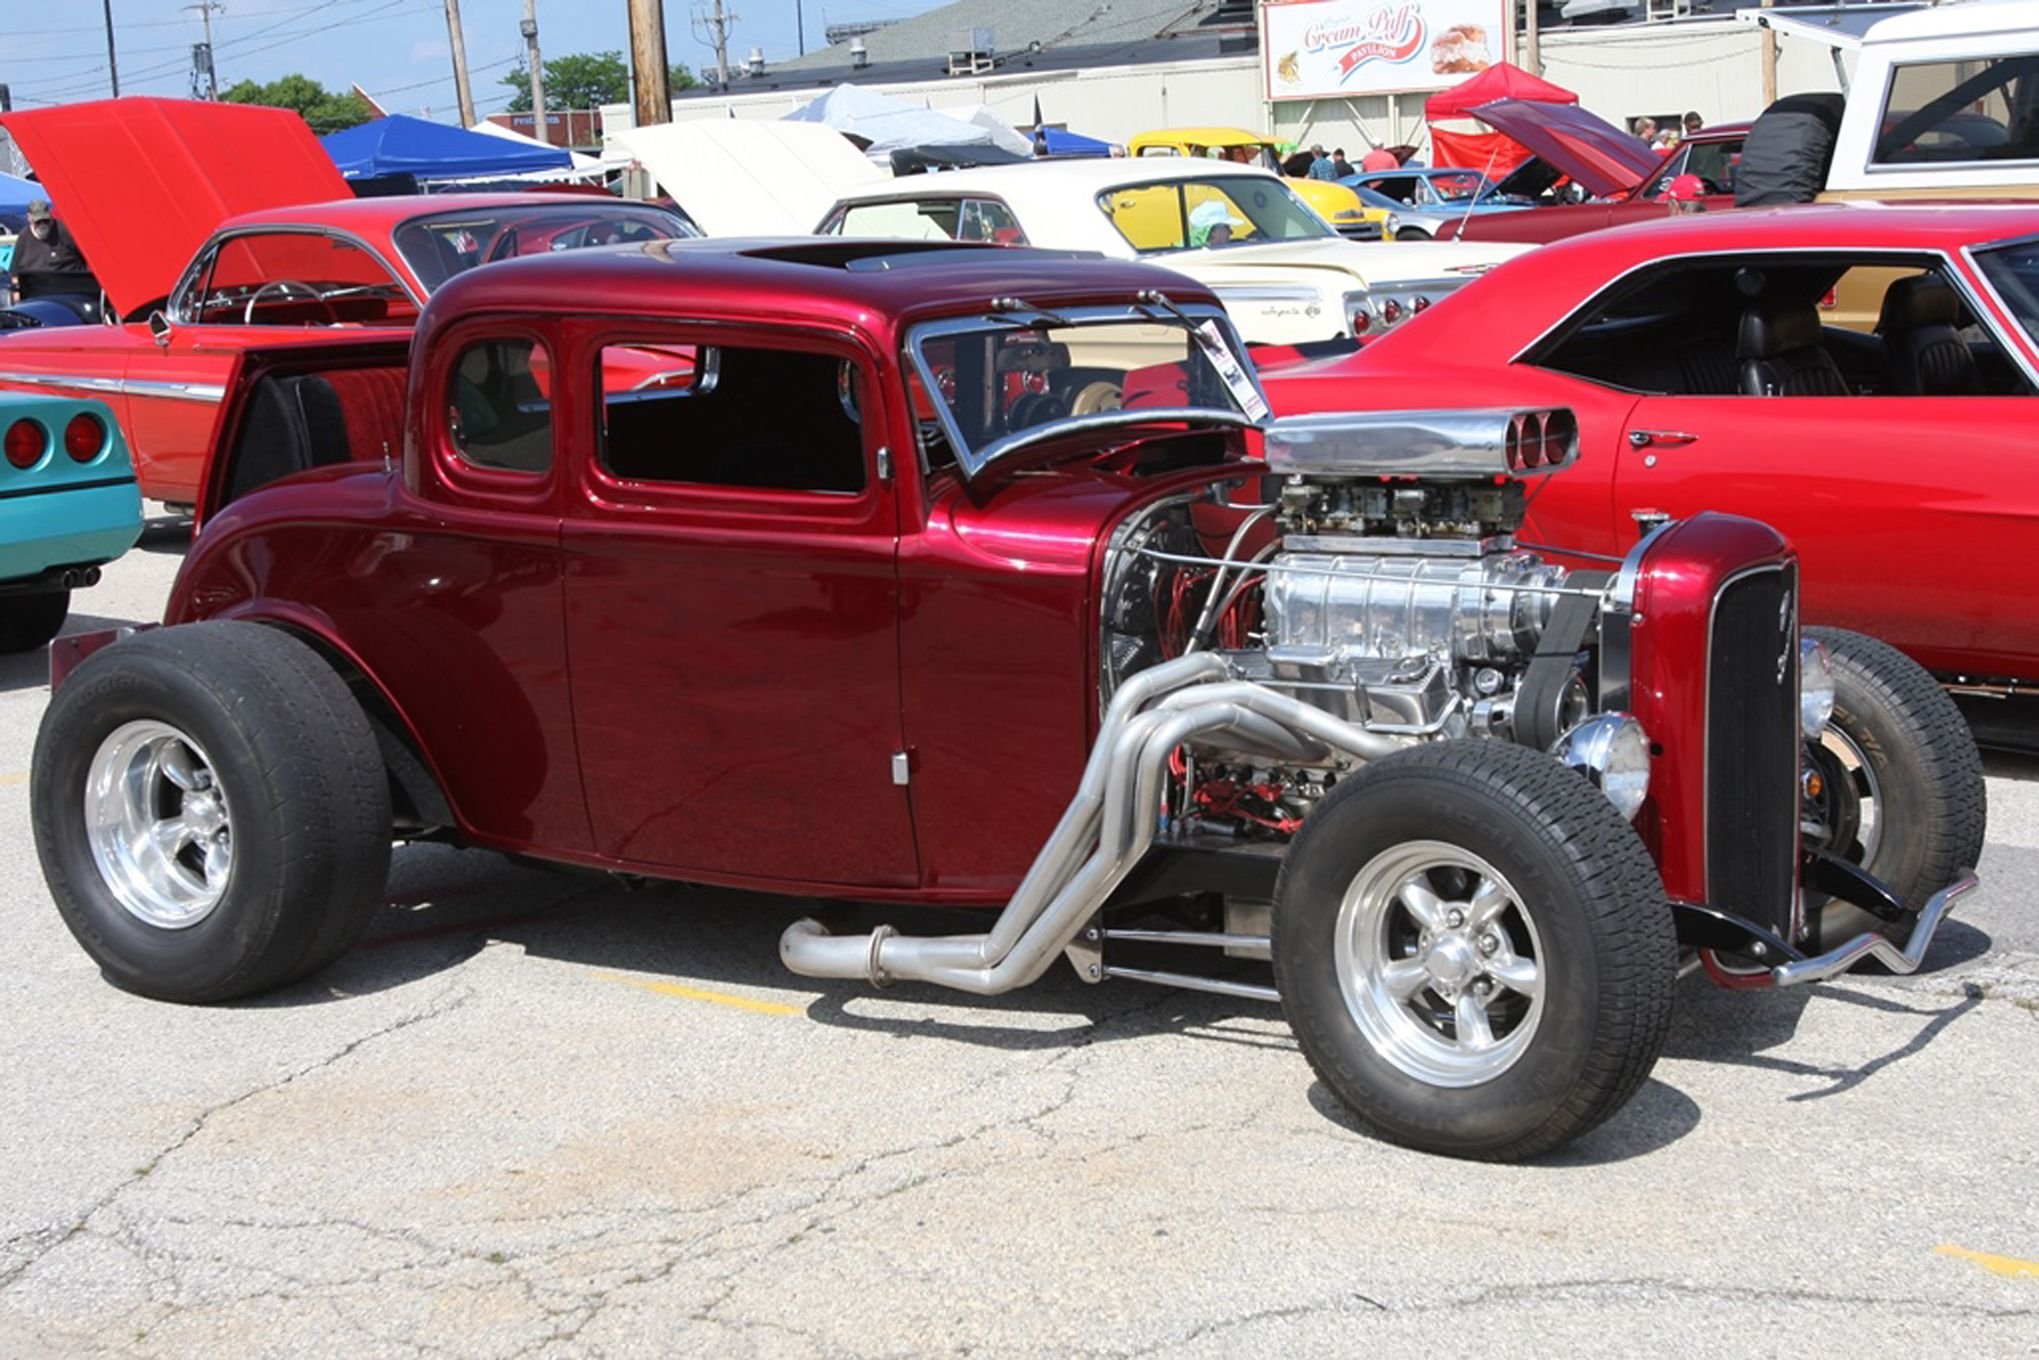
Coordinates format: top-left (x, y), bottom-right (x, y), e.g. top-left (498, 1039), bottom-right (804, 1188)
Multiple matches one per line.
top-left (1430, 23), bottom-right (1491, 74)
top-left (1278, 50), bottom-right (1301, 85)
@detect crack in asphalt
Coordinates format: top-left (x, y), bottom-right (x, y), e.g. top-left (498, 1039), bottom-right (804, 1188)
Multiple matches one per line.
top-left (0, 982), bottom-right (474, 1302)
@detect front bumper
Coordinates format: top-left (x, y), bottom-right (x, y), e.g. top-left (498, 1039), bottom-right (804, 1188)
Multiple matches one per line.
top-left (1771, 872), bottom-right (1978, 986)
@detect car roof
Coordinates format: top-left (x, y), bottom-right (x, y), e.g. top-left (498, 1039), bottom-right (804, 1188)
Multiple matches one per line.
top-left (1863, 0), bottom-right (2039, 44)
top-left (830, 158), bottom-right (1276, 203)
top-left (215, 192), bottom-right (660, 236)
top-left (418, 237), bottom-right (1223, 342)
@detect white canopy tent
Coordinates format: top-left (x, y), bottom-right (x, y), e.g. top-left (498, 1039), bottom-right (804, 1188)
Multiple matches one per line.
top-left (607, 120), bottom-right (887, 235)
top-left (783, 84), bottom-right (1001, 163)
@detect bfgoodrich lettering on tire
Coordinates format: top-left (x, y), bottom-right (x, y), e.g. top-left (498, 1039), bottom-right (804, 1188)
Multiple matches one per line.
top-left (32, 621), bottom-right (392, 1003)
top-left (1273, 740), bottom-right (1676, 1161)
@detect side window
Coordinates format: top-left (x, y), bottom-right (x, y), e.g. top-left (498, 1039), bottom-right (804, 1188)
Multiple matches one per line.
top-left (1100, 184), bottom-right (1187, 251)
top-left (189, 233), bottom-right (419, 327)
top-left (1534, 257), bottom-right (2029, 397)
top-left (598, 342), bottom-right (867, 494)
top-left (957, 199), bottom-right (1027, 245)
top-left (1137, 145), bottom-right (1181, 157)
top-left (1876, 56), bottom-right (2039, 166)
top-left (834, 200), bottom-right (958, 240)
top-left (447, 338), bottom-right (552, 473)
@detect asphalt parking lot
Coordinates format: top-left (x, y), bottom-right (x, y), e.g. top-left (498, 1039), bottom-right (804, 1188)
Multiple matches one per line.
top-left (1, 518), bottom-right (2035, 1359)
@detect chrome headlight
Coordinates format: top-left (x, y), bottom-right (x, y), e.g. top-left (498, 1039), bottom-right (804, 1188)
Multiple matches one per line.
top-left (1800, 637), bottom-right (1835, 736)
top-left (1555, 713), bottom-right (1651, 820)
top-left (1386, 213), bottom-right (1403, 237)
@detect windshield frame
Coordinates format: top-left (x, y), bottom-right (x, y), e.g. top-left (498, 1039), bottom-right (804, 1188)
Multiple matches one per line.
top-left (1094, 174), bottom-right (1336, 256)
top-left (903, 301), bottom-right (1269, 482)
top-left (1966, 233), bottom-right (2039, 375)
top-left (392, 203), bottom-right (700, 293)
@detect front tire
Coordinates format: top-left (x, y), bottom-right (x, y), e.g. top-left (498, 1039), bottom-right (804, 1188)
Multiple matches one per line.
top-left (1393, 227), bottom-right (1430, 241)
top-left (1804, 627), bottom-right (1986, 940)
top-left (0, 590), bottom-right (68, 653)
top-left (1273, 740), bottom-right (1675, 1161)
top-left (32, 621), bottom-right (392, 1002)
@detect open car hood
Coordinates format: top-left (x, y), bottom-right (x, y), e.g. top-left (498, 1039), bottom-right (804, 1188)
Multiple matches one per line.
top-left (0, 97), bottom-right (352, 320)
top-left (1470, 98), bottom-right (1663, 200)
top-left (607, 121), bottom-right (886, 236)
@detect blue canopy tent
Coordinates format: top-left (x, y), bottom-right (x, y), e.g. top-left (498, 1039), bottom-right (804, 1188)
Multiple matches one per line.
top-left (0, 173), bottom-right (43, 217)
top-left (321, 114), bottom-right (573, 182)
top-left (1030, 125), bottom-right (1115, 158)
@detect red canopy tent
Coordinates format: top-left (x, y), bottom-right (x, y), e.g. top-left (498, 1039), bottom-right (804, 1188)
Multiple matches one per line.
top-left (1423, 62), bottom-right (1578, 176)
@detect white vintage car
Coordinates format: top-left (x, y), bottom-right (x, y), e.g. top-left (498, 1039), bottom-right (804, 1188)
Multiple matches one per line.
top-left (816, 160), bottom-right (1528, 346)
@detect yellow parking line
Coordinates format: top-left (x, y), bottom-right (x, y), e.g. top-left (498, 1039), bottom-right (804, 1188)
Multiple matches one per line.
top-left (0, 772), bottom-right (27, 788)
top-left (592, 972), bottom-right (801, 1017)
top-left (1937, 1244), bottom-right (2039, 1279)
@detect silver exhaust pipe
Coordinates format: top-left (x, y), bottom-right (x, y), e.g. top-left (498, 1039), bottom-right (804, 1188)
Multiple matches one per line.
top-left (779, 656), bottom-right (1410, 996)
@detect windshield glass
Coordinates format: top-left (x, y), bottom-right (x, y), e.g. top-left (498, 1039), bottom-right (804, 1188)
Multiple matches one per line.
top-left (1097, 177), bottom-right (1333, 254)
top-left (905, 304), bottom-right (1266, 479)
top-left (394, 204), bottom-right (699, 292)
top-left (1974, 239), bottom-right (2039, 345)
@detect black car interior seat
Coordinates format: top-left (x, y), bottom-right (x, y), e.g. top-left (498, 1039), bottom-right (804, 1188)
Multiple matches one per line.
top-left (1876, 274), bottom-right (1982, 396)
top-left (1738, 300), bottom-right (1850, 396)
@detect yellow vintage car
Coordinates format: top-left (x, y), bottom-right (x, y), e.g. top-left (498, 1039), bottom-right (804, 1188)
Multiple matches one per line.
top-left (1127, 128), bottom-right (1388, 240)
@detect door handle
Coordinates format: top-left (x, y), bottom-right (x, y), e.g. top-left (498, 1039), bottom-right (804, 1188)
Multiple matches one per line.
top-left (1628, 429), bottom-right (1698, 448)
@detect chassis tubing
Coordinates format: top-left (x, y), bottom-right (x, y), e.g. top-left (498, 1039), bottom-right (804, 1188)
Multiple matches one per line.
top-left (780, 656), bottom-right (1408, 995)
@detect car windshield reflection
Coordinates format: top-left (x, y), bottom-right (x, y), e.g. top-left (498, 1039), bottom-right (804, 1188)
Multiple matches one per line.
top-left (394, 205), bottom-right (700, 292)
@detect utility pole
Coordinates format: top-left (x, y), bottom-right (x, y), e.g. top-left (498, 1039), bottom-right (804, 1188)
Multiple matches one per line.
top-left (795, 0), bottom-right (804, 57)
top-left (629, 0), bottom-right (675, 126)
top-left (103, 0), bottom-right (122, 97)
top-left (689, 0), bottom-right (734, 93)
top-left (1760, 0), bottom-right (1778, 106)
top-left (185, 1), bottom-right (223, 99)
top-left (444, 0), bottom-right (476, 127)
top-left (522, 0), bottom-right (547, 143)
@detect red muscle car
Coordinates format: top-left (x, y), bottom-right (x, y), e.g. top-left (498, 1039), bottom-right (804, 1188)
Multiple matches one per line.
top-left (1262, 203), bottom-right (2039, 695)
top-left (1438, 99), bottom-right (1749, 244)
top-left (0, 97), bottom-right (694, 506)
top-left (30, 237), bottom-right (1978, 1161)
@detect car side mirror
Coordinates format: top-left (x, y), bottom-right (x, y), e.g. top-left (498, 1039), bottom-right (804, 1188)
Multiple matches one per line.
top-left (147, 310), bottom-right (174, 347)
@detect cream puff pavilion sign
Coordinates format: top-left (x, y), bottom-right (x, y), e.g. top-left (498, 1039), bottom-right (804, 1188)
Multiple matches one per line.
top-left (1263, 0), bottom-right (1505, 100)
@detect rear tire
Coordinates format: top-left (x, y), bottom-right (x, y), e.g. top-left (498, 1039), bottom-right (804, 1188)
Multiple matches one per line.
top-left (32, 621), bottom-right (392, 1002)
top-left (0, 590), bottom-right (68, 653)
top-left (1804, 627), bottom-right (1986, 942)
top-left (1273, 740), bottom-right (1675, 1161)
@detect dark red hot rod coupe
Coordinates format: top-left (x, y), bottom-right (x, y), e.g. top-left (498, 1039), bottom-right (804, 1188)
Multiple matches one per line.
top-left (31, 238), bottom-right (1983, 1160)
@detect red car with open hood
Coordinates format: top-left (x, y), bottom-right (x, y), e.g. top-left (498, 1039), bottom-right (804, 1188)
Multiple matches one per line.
top-left (0, 97), bottom-right (694, 506)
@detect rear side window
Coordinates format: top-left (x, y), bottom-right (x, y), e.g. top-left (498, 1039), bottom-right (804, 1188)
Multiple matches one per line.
top-left (447, 338), bottom-right (552, 473)
top-left (598, 342), bottom-right (867, 494)
top-left (1875, 55), bottom-right (2039, 166)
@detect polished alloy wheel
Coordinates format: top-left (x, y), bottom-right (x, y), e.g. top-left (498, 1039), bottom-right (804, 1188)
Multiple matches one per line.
top-left (84, 720), bottom-right (234, 929)
top-left (1334, 841), bottom-right (1545, 1087)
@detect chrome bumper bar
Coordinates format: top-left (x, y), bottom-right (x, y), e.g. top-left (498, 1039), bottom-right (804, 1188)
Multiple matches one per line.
top-left (1771, 871), bottom-right (1978, 987)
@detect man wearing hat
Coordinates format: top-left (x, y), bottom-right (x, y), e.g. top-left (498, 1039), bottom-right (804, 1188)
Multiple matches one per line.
top-left (9, 198), bottom-right (93, 305)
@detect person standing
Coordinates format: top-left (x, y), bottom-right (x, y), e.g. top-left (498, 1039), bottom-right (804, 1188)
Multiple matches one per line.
top-left (1360, 145), bottom-right (1398, 172)
top-left (1683, 110), bottom-right (1705, 136)
top-left (1330, 147), bottom-right (1354, 178)
top-left (1633, 116), bottom-right (1658, 143)
top-left (9, 199), bottom-right (94, 304)
top-left (1306, 144), bottom-right (1337, 181)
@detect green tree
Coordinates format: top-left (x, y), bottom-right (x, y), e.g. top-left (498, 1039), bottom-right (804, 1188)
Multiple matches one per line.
top-left (220, 73), bottom-right (373, 133)
top-left (501, 50), bottom-right (697, 111)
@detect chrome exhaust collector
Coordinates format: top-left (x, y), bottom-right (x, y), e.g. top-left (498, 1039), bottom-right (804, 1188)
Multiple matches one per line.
top-left (779, 653), bottom-right (1410, 996)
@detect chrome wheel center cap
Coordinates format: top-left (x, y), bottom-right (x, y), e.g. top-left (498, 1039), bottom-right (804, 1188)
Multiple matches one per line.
top-left (183, 791), bottom-right (226, 837)
top-left (1426, 932), bottom-right (1478, 988)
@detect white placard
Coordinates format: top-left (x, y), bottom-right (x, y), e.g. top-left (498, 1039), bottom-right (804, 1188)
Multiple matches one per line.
top-left (1264, 0), bottom-right (1509, 102)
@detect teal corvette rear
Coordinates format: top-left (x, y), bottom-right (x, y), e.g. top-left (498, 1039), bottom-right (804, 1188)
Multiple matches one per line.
top-left (0, 395), bottom-right (143, 652)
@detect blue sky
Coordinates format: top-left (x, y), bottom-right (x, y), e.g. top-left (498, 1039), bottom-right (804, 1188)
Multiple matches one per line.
top-left (10, 0), bottom-right (941, 121)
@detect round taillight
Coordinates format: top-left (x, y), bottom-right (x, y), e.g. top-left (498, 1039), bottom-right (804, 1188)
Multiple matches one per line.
top-left (1348, 307), bottom-right (1372, 335)
top-left (1380, 298), bottom-right (1404, 326)
top-left (1411, 294), bottom-right (1431, 313)
top-left (63, 412), bottom-right (104, 463)
top-left (4, 419), bottom-right (45, 470)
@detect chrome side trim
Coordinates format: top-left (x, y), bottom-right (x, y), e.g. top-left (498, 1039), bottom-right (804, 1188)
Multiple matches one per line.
top-left (1771, 872), bottom-right (1977, 986)
top-left (0, 372), bottom-right (124, 397)
top-left (0, 372), bottom-right (225, 404)
top-left (122, 378), bottom-right (227, 404)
